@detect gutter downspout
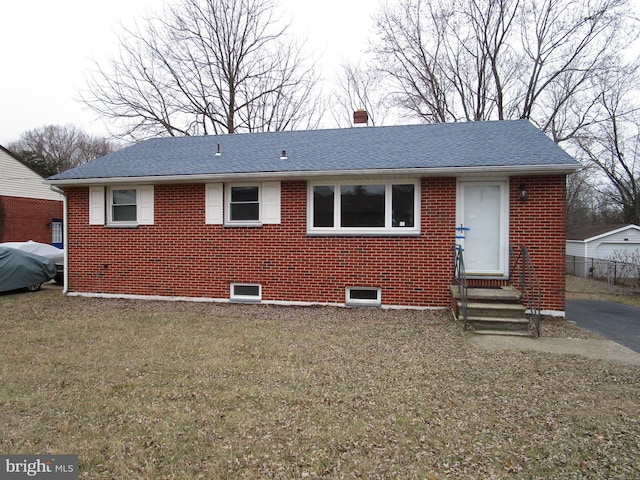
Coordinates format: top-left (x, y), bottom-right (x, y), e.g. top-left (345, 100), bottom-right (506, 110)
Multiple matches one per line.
top-left (62, 191), bottom-right (68, 294)
top-left (49, 185), bottom-right (68, 294)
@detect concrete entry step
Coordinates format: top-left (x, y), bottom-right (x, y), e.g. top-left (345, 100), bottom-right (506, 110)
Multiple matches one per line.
top-left (470, 330), bottom-right (532, 337)
top-left (451, 285), bottom-right (532, 336)
top-left (466, 315), bottom-right (530, 332)
top-left (465, 302), bottom-right (527, 318)
top-left (467, 315), bottom-right (529, 324)
top-left (451, 285), bottom-right (522, 302)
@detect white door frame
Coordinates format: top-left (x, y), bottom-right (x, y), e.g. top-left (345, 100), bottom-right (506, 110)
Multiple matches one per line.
top-left (456, 180), bottom-right (509, 277)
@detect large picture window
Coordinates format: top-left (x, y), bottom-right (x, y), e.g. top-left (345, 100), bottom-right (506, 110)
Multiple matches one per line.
top-left (308, 181), bottom-right (419, 234)
top-left (341, 184), bottom-right (385, 227)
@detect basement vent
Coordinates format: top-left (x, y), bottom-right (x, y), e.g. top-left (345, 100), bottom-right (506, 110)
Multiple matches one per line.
top-left (346, 287), bottom-right (381, 306)
top-left (230, 283), bottom-right (262, 303)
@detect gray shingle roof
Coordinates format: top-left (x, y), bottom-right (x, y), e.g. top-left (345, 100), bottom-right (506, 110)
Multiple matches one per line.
top-left (46, 120), bottom-right (578, 183)
top-left (567, 224), bottom-right (640, 241)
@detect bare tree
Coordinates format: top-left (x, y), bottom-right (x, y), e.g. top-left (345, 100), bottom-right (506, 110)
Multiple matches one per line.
top-left (515, 0), bottom-right (633, 142)
top-left (373, 0), bottom-right (454, 123)
top-left (330, 62), bottom-right (391, 127)
top-left (370, 0), bottom-right (636, 143)
top-left (238, 41), bottom-right (322, 132)
top-left (444, 0), bottom-right (520, 121)
top-left (574, 67), bottom-right (640, 224)
top-left (82, 0), bottom-right (320, 140)
top-left (566, 164), bottom-right (625, 228)
top-left (566, 165), bottom-right (593, 228)
top-left (7, 125), bottom-right (117, 177)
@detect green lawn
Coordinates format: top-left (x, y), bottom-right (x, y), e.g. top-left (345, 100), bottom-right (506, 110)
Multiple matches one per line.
top-left (1, 286), bottom-right (639, 479)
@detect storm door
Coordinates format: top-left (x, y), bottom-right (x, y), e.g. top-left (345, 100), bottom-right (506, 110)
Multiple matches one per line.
top-left (457, 181), bottom-right (508, 276)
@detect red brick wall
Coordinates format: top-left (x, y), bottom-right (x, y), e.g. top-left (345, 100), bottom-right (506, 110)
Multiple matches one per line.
top-left (509, 175), bottom-right (567, 311)
top-left (64, 175), bottom-right (567, 311)
top-left (0, 196), bottom-right (63, 243)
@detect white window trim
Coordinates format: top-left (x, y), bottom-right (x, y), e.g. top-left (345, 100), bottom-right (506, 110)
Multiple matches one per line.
top-left (261, 181), bottom-right (281, 224)
top-left (51, 220), bottom-right (63, 244)
top-left (105, 185), bottom-right (154, 227)
top-left (307, 180), bottom-right (420, 235)
top-left (230, 283), bottom-right (262, 303)
top-left (225, 184), bottom-right (262, 226)
top-left (222, 182), bottom-right (281, 227)
top-left (346, 287), bottom-right (382, 306)
top-left (138, 185), bottom-right (154, 225)
top-left (205, 183), bottom-right (224, 224)
top-left (89, 186), bottom-right (105, 225)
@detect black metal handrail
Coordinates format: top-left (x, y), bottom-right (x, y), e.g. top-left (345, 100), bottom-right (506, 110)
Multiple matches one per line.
top-left (453, 245), bottom-right (468, 331)
top-left (510, 245), bottom-right (542, 337)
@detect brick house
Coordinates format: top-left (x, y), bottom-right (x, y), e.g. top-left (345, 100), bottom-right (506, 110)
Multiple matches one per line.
top-left (46, 120), bottom-right (578, 315)
top-left (0, 144), bottom-right (63, 246)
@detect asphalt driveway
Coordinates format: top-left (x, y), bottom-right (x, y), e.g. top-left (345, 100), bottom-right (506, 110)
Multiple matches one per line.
top-left (566, 299), bottom-right (640, 353)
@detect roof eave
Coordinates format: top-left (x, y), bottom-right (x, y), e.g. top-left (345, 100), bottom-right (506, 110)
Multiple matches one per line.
top-left (45, 163), bottom-right (580, 187)
top-left (580, 224), bottom-right (640, 243)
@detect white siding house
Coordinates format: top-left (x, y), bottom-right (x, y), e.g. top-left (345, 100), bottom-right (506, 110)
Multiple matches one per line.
top-left (0, 144), bottom-right (64, 244)
top-left (0, 145), bottom-right (62, 202)
top-left (566, 224), bottom-right (640, 277)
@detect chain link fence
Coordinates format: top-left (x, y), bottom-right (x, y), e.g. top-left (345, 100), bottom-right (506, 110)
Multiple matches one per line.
top-left (566, 255), bottom-right (640, 287)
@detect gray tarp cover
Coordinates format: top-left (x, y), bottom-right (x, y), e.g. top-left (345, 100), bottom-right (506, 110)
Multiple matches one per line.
top-left (0, 247), bottom-right (56, 292)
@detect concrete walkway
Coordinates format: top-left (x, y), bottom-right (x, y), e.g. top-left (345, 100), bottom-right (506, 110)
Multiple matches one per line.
top-left (467, 334), bottom-right (640, 366)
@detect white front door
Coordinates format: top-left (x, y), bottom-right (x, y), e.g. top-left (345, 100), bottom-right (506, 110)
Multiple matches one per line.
top-left (457, 181), bottom-right (508, 276)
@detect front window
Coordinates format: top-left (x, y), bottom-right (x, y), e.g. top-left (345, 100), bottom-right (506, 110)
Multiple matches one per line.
top-left (392, 184), bottom-right (415, 227)
top-left (341, 184), bottom-right (385, 227)
top-left (110, 188), bottom-right (137, 223)
top-left (313, 185), bottom-right (334, 227)
top-left (309, 181), bottom-right (419, 234)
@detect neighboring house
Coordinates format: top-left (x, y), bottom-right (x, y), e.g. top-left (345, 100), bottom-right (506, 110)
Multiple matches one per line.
top-left (46, 119), bottom-right (579, 315)
top-left (0, 144), bottom-right (63, 246)
top-left (567, 224), bottom-right (640, 277)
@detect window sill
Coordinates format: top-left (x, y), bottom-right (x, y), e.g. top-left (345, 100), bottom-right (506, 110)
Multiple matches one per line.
top-left (224, 222), bottom-right (263, 228)
top-left (106, 223), bottom-right (139, 229)
top-left (307, 230), bottom-right (420, 237)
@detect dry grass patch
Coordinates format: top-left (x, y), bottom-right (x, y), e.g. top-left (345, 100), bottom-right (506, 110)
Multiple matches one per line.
top-left (1, 286), bottom-right (639, 479)
top-left (566, 275), bottom-right (640, 308)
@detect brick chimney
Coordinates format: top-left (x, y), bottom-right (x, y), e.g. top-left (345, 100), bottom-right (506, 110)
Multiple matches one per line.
top-left (353, 109), bottom-right (369, 126)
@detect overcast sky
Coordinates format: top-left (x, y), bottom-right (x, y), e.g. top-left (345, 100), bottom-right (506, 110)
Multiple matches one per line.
top-left (0, 0), bottom-right (380, 145)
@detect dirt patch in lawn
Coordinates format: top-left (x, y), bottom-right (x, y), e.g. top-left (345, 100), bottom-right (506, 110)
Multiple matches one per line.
top-left (1, 287), bottom-right (639, 479)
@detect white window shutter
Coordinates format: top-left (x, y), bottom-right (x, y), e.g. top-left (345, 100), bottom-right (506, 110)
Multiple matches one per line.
top-left (89, 186), bottom-right (105, 225)
top-left (205, 183), bottom-right (224, 224)
top-left (262, 181), bottom-right (281, 224)
top-left (138, 185), bottom-right (154, 225)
